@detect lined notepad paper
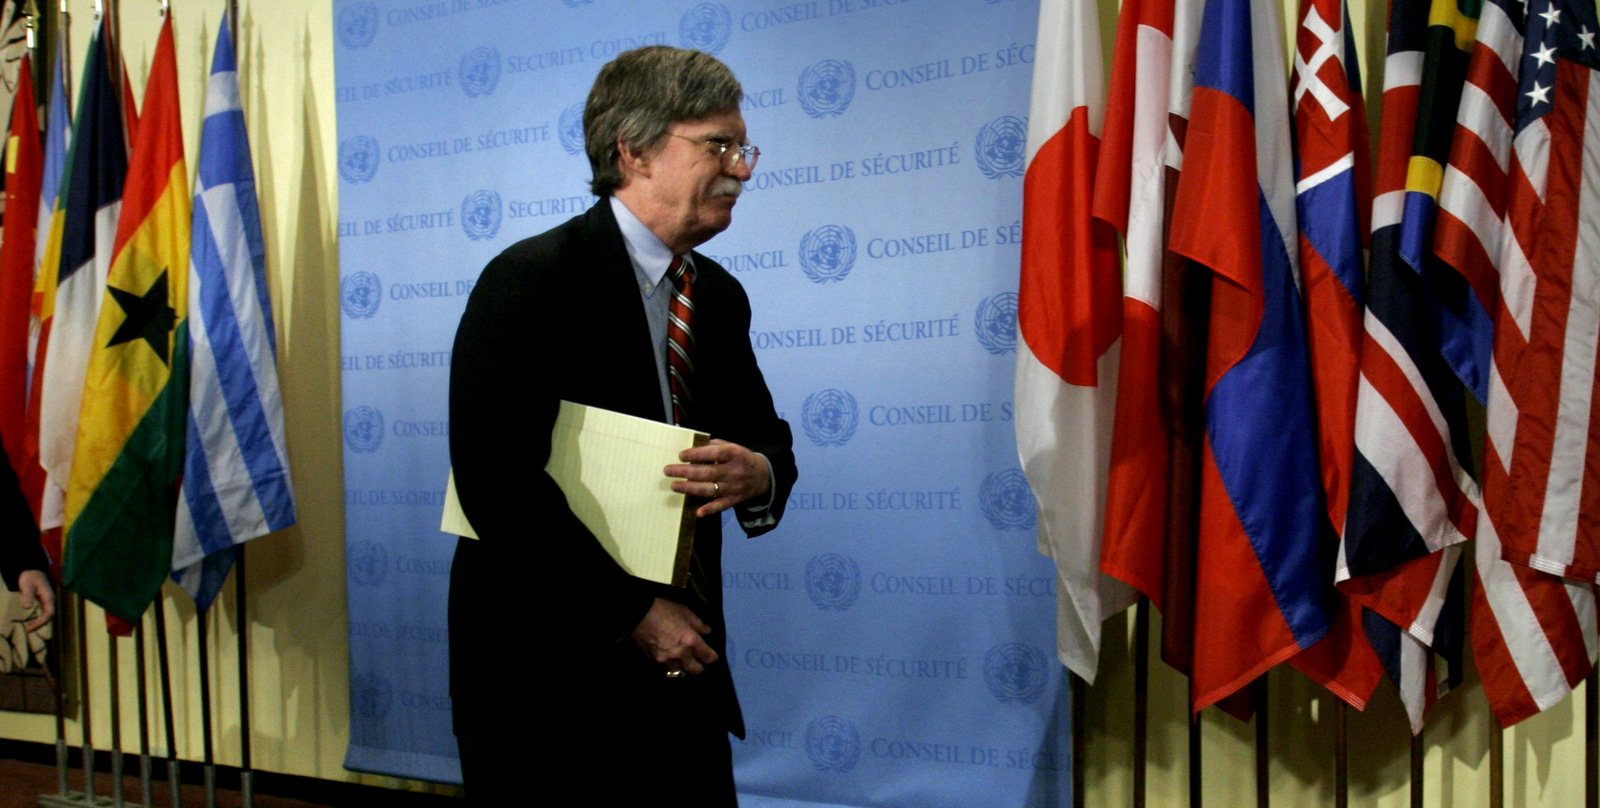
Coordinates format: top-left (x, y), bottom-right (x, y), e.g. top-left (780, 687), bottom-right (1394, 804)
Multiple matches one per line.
top-left (441, 401), bottom-right (708, 586)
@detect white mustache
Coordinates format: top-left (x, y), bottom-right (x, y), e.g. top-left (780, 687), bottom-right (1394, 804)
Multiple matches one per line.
top-left (711, 177), bottom-right (743, 199)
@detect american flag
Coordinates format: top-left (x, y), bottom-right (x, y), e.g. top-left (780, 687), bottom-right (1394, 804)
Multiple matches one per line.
top-left (1434, 0), bottom-right (1600, 725)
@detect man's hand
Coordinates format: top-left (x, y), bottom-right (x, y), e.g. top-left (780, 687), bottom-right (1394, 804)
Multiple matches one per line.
top-left (665, 438), bottom-right (771, 518)
top-left (16, 570), bottom-right (54, 633)
top-left (631, 598), bottom-right (718, 675)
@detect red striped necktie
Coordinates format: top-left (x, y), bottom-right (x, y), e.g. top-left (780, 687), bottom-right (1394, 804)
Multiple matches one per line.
top-left (667, 255), bottom-right (696, 427)
top-left (668, 255), bottom-right (711, 606)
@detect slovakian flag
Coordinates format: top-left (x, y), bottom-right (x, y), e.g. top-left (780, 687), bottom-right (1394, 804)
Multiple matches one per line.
top-left (1092, 0), bottom-right (1210, 679)
top-left (1432, 0), bottom-right (1599, 726)
top-left (0, 54), bottom-right (43, 513)
top-left (1014, 0), bottom-right (1136, 683)
top-left (173, 18), bottom-right (296, 611)
top-left (36, 20), bottom-right (127, 543)
top-left (1282, 0), bottom-right (1386, 710)
top-left (1167, 0), bottom-right (1331, 712)
top-left (64, 16), bottom-right (189, 622)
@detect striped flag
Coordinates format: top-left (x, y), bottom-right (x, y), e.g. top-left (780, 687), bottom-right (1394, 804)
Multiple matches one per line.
top-left (1333, 0), bottom-right (1479, 732)
top-left (1093, 0), bottom-right (1209, 679)
top-left (37, 20), bottom-right (128, 568)
top-left (173, 18), bottom-right (296, 610)
top-left (1167, 0), bottom-right (1330, 711)
top-left (1433, 0), bottom-right (1600, 725)
top-left (1015, 0), bottom-right (1136, 683)
top-left (64, 16), bottom-right (189, 622)
top-left (0, 54), bottom-right (42, 510)
top-left (1284, 0), bottom-right (1385, 709)
top-left (23, 38), bottom-right (73, 569)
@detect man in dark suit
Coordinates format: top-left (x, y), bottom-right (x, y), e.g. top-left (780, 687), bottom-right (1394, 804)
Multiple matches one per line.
top-left (447, 46), bottom-right (796, 804)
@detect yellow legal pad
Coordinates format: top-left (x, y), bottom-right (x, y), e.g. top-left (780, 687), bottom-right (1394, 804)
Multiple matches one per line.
top-left (441, 401), bottom-right (708, 587)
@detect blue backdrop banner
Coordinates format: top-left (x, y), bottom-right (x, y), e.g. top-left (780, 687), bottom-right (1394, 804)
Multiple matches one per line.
top-left (333, 1), bottom-right (1067, 804)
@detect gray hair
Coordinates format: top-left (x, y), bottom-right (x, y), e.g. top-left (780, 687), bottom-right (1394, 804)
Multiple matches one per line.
top-left (584, 46), bottom-right (743, 197)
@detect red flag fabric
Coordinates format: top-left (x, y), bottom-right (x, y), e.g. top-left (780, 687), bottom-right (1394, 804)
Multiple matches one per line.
top-left (1015, 0), bottom-right (1136, 683)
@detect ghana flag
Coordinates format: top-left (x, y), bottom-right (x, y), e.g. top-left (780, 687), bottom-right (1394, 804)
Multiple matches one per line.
top-left (64, 16), bottom-right (188, 621)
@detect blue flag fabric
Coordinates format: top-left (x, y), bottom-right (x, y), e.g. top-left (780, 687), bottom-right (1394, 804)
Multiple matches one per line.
top-left (173, 18), bottom-right (296, 610)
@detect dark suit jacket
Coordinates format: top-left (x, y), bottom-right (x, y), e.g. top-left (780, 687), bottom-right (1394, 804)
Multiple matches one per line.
top-left (0, 453), bottom-right (48, 590)
top-left (447, 199), bottom-right (796, 741)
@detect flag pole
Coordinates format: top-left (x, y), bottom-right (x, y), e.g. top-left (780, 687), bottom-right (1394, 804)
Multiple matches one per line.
top-left (56, 0), bottom-right (68, 93)
top-left (52, 584), bottom-right (68, 798)
top-left (237, 552), bottom-right (253, 808)
top-left (1189, 698), bottom-right (1202, 808)
top-left (135, 616), bottom-right (152, 808)
top-left (1410, 730), bottom-right (1423, 808)
top-left (197, 610), bottom-right (216, 808)
top-left (1586, 668), bottom-right (1596, 808)
top-left (1253, 678), bottom-right (1268, 808)
top-left (1489, 716), bottom-right (1503, 808)
top-left (1333, 699), bottom-right (1347, 808)
top-left (1133, 599), bottom-right (1148, 808)
top-left (153, 591), bottom-right (181, 808)
top-left (76, 594), bottom-right (95, 805)
top-left (1070, 670), bottom-right (1085, 808)
top-left (108, 630), bottom-right (123, 808)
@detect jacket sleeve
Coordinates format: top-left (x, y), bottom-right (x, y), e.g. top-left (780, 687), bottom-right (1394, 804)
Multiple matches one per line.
top-left (701, 267), bottom-right (797, 538)
top-left (448, 248), bottom-right (656, 646)
top-left (0, 450), bottom-right (49, 590)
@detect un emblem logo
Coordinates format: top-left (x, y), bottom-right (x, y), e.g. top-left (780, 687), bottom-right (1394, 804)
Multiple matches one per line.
top-left (558, 102), bottom-right (586, 156)
top-left (798, 225), bottom-right (856, 284)
top-left (801, 388), bottom-right (858, 447)
top-left (975, 115), bottom-right (1027, 179)
top-left (461, 190), bottom-right (503, 241)
top-left (804, 553), bottom-right (861, 611)
top-left (805, 716), bottom-right (861, 772)
top-left (980, 468), bottom-right (1037, 530)
top-left (343, 406), bottom-right (385, 454)
top-left (349, 673), bottom-right (394, 719)
top-left (797, 59), bottom-right (855, 118)
top-left (346, 540), bottom-right (388, 587)
top-left (335, 2), bottom-right (378, 50)
top-left (459, 46), bottom-right (501, 98)
top-left (974, 292), bottom-right (1019, 354)
top-left (338, 136), bottom-right (379, 184)
top-left (340, 271), bottom-right (382, 319)
top-left (983, 642), bottom-right (1051, 704)
top-left (680, 4), bottom-right (732, 55)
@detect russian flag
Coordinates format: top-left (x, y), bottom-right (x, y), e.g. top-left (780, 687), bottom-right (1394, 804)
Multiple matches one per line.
top-left (1168, 0), bottom-right (1330, 710)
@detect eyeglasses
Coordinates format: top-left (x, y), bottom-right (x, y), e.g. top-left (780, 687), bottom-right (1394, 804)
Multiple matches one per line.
top-left (670, 133), bottom-right (760, 172)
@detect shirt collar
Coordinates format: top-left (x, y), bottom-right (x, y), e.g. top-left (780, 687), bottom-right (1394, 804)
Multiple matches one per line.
top-left (610, 195), bottom-right (686, 286)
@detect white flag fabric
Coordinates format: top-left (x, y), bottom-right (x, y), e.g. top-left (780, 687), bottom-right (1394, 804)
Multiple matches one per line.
top-left (173, 19), bottom-right (296, 609)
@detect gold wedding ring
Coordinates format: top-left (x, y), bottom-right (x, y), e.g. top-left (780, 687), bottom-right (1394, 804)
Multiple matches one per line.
top-left (712, 481), bottom-right (721, 497)
top-left (666, 669), bottom-right (686, 679)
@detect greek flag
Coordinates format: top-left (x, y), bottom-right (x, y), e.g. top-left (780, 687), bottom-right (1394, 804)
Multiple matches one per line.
top-left (173, 19), bottom-right (296, 610)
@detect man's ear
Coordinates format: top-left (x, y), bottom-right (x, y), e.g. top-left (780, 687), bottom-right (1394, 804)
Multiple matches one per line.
top-left (617, 137), bottom-right (652, 180)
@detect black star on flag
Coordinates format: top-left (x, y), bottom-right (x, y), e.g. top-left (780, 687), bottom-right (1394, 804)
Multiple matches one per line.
top-left (106, 268), bottom-right (178, 364)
